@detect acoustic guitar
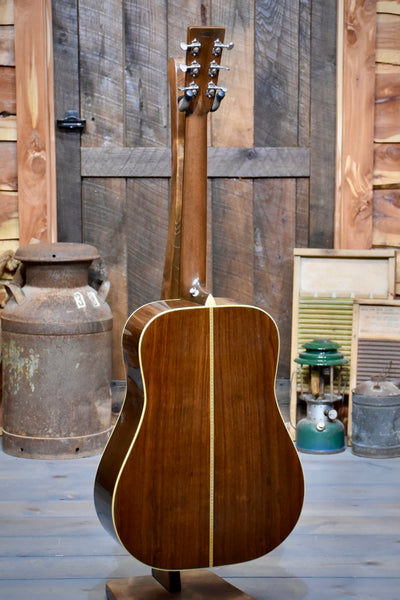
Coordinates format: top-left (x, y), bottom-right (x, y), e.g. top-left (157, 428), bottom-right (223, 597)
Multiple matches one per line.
top-left (94, 26), bottom-right (304, 574)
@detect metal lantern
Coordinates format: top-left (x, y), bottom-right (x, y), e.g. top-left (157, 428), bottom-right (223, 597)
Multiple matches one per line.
top-left (294, 339), bottom-right (348, 454)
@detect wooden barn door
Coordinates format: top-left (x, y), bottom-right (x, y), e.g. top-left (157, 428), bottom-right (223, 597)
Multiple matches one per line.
top-left (52, 0), bottom-right (337, 379)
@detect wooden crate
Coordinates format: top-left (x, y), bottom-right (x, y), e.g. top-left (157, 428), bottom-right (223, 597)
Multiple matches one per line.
top-left (289, 248), bottom-right (396, 439)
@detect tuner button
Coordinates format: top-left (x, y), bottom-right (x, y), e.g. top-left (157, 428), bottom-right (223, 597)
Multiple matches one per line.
top-left (212, 39), bottom-right (234, 56)
top-left (179, 38), bottom-right (201, 57)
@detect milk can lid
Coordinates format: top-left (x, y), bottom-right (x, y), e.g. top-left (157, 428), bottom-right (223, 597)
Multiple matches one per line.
top-left (15, 243), bottom-right (100, 263)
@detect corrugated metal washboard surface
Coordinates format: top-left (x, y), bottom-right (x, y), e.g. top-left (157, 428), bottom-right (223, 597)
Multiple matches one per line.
top-left (296, 297), bottom-right (353, 391)
top-left (356, 339), bottom-right (400, 384)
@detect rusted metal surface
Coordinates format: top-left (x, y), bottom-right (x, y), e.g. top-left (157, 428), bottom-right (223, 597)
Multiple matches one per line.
top-left (1, 243), bottom-right (113, 459)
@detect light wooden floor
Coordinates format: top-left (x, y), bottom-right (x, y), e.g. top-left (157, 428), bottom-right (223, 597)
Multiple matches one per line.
top-left (0, 437), bottom-right (399, 600)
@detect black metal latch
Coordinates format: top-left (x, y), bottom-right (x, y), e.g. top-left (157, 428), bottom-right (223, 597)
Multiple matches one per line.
top-left (56, 110), bottom-right (86, 132)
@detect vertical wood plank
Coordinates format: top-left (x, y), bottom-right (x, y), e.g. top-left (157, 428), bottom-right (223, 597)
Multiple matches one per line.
top-left (126, 178), bottom-right (169, 310)
top-left (125, 0), bottom-right (169, 310)
top-left (212, 179), bottom-right (253, 303)
top-left (254, 178), bottom-right (296, 377)
top-left (211, 0), bottom-right (254, 148)
top-left (211, 1), bottom-right (254, 304)
top-left (79, 0), bottom-right (126, 378)
top-left (335, 0), bottom-right (376, 249)
top-left (254, 0), bottom-right (299, 147)
top-left (52, 0), bottom-right (82, 243)
top-left (309, 0), bottom-right (337, 248)
top-left (296, 0), bottom-right (311, 247)
top-left (14, 0), bottom-right (57, 244)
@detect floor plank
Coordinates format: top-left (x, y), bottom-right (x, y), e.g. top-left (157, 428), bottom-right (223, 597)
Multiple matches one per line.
top-left (0, 439), bottom-right (400, 599)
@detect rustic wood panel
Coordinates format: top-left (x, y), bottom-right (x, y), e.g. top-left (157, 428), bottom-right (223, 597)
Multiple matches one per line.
top-left (376, 11), bottom-right (400, 64)
top-left (51, 0), bottom-right (339, 379)
top-left (335, 0), bottom-right (376, 249)
top-left (0, 190), bottom-right (18, 240)
top-left (212, 178), bottom-right (254, 303)
top-left (0, 1), bottom-right (14, 25)
top-left (254, 178), bottom-right (296, 377)
top-left (0, 25), bottom-right (14, 65)
top-left (373, 189), bottom-right (400, 246)
top-left (79, 0), bottom-right (127, 379)
top-left (0, 66), bottom-right (15, 112)
top-left (14, 0), bottom-right (56, 244)
top-left (374, 142), bottom-right (400, 187)
top-left (211, 1), bottom-right (253, 148)
top-left (52, 0), bottom-right (82, 243)
top-left (375, 66), bottom-right (400, 143)
top-left (0, 113), bottom-right (15, 140)
top-left (309, 0), bottom-right (336, 247)
top-left (81, 146), bottom-right (310, 178)
top-left (126, 178), bottom-right (169, 309)
top-left (0, 141), bottom-right (17, 190)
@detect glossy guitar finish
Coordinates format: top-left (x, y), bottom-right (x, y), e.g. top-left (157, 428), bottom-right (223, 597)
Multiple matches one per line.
top-left (94, 25), bottom-right (304, 575)
top-left (95, 298), bottom-right (303, 570)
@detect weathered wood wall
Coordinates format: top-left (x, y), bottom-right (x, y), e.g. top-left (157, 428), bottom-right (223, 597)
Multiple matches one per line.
top-left (336, 0), bottom-right (400, 254)
top-left (0, 0), bottom-right (17, 256)
top-left (52, 0), bottom-right (337, 379)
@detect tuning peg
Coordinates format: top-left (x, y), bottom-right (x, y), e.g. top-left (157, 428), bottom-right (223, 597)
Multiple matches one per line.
top-left (208, 60), bottom-right (230, 78)
top-left (206, 81), bottom-right (227, 99)
top-left (180, 38), bottom-right (201, 57)
top-left (178, 89), bottom-right (196, 113)
top-left (210, 89), bottom-right (226, 112)
top-left (179, 60), bottom-right (201, 78)
top-left (212, 39), bottom-right (234, 56)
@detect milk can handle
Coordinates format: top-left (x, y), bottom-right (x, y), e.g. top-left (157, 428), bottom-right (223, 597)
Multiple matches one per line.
top-left (0, 280), bottom-right (26, 305)
top-left (96, 279), bottom-right (110, 302)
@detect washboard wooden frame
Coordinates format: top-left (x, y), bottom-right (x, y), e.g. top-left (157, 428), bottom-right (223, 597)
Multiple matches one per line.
top-left (289, 248), bottom-right (396, 440)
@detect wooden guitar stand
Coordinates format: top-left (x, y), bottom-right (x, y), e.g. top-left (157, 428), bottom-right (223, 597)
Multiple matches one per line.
top-left (106, 569), bottom-right (255, 599)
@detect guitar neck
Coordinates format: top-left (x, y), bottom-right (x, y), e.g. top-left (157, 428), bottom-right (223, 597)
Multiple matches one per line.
top-left (179, 112), bottom-right (208, 301)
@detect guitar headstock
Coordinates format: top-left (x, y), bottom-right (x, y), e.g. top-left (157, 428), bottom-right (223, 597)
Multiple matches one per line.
top-left (178, 26), bottom-right (233, 115)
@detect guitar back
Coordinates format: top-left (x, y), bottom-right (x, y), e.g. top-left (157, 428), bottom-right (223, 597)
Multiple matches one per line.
top-left (105, 299), bottom-right (303, 571)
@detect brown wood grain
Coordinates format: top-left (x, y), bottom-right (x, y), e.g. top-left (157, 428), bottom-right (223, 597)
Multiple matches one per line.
top-left (0, 141), bottom-right (17, 191)
top-left (0, 25), bottom-right (15, 66)
top-left (0, 66), bottom-right (15, 113)
top-left (376, 12), bottom-right (400, 64)
top-left (375, 67), bottom-right (400, 143)
top-left (96, 301), bottom-right (304, 570)
top-left (0, 1), bottom-right (13, 25)
top-left (374, 142), bottom-right (400, 187)
top-left (335, 0), bottom-right (376, 249)
top-left (0, 190), bottom-right (18, 239)
top-left (372, 188), bottom-right (400, 246)
top-left (14, 0), bottom-right (57, 244)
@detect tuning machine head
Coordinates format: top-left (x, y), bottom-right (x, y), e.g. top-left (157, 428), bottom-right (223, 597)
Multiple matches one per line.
top-left (208, 60), bottom-right (230, 78)
top-left (179, 60), bottom-right (201, 78)
top-left (180, 38), bottom-right (201, 57)
top-left (212, 39), bottom-right (234, 56)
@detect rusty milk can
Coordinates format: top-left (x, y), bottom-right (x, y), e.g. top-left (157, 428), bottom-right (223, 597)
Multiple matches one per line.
top-left (1, 243), bottom-right (113, 459)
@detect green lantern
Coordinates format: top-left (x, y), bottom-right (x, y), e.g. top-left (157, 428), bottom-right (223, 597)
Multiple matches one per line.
top-left (294, 339), bottom-right (348, 454)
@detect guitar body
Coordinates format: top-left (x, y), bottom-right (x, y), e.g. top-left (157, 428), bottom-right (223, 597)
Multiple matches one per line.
top-left (95, 298), bottom-right (304, 571)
